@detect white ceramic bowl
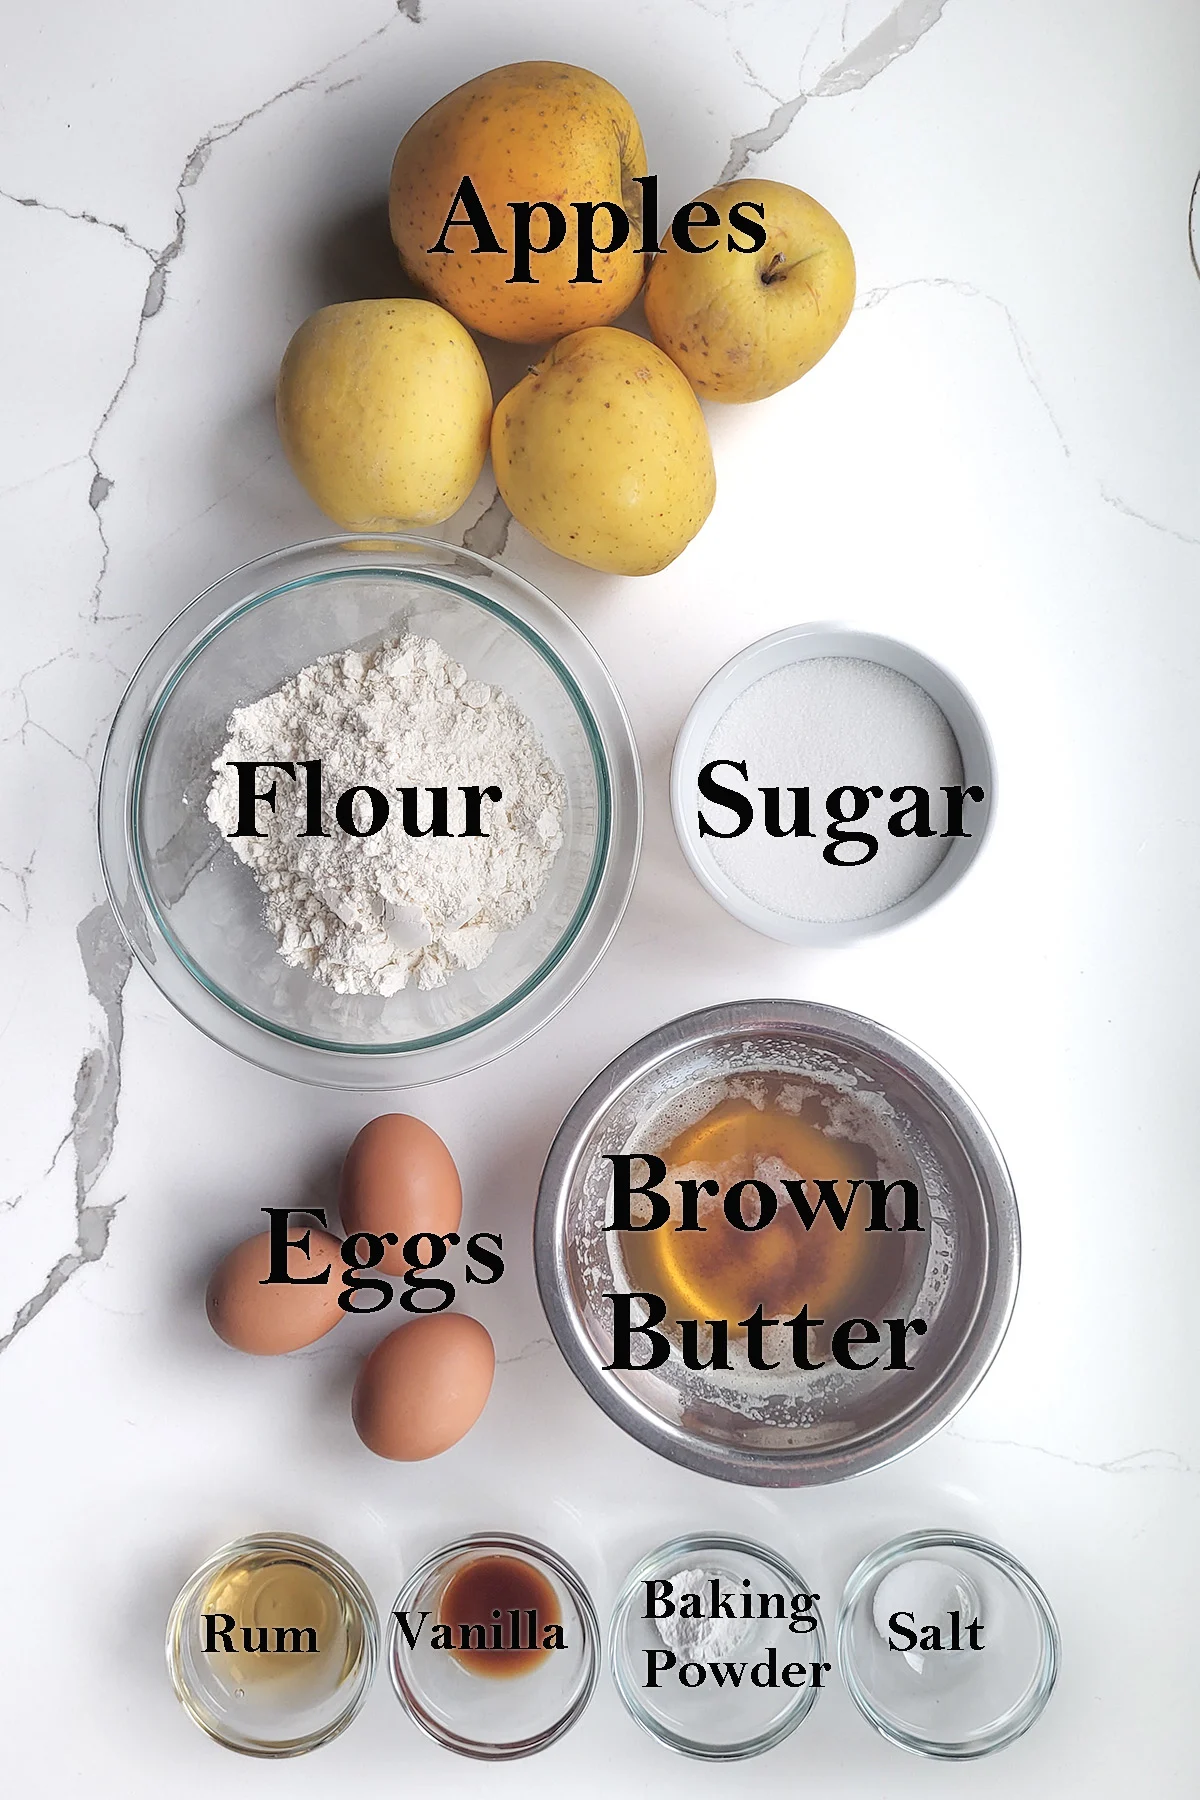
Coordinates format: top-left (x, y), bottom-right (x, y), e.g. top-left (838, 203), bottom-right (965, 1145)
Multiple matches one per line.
top-left (670, 624), bottom-right (995, 946)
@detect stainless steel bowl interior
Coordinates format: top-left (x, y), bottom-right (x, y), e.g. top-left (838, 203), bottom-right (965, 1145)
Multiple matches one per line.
top-left (534, 1001), bottom-right (1019, 1487)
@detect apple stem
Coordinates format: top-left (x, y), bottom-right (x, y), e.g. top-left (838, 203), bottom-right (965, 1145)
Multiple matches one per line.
top-left (761, 253), bottom-right (788, 285)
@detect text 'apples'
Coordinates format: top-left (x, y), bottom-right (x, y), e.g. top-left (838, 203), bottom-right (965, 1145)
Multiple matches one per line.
top-left (389, 61), bottom-right (648, 344)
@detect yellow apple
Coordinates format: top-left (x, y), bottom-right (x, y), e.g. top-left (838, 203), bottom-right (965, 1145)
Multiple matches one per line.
top-left (644, 178), bottom-right (856, 402)
top-left (491, 326), bottom-right (715, 576)
top-left (276, 298), bottom-right (491, 528)
top-left (389, 61), bottom-right (648, 345)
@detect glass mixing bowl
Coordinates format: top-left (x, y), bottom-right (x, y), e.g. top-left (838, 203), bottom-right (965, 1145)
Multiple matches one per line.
top-left (98, 536), bottom-right (641, 1086)
top-left (534, 1000), bottom-right (1020, 1486)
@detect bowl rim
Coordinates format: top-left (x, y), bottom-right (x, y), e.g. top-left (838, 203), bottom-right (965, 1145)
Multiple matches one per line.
top-left (385, 1529), bottom-right (601, 1761)
top-left (164, 1530), bottom-right (379, 1758)
top-left (835, 1527), bottom-right (1060, 1758)
top-left (533, 998), bottom-right (1021, 1487)
top-left (608, 1530), bottom-right (826, 1760)
top-left (670, 623), bottom-right (997, 946)
top-left (130, 562), bottom-right (612, 1055)
top-left (97, 533), bottom-right (643, 1087)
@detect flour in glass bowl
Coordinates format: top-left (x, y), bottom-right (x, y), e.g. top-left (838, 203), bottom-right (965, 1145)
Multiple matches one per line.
top-left (206, 632), bottom-right (565, 995)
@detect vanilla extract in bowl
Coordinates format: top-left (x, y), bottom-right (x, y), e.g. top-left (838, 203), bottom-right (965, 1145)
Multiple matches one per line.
top-left (437, 1552), bottom-right (563, 1680)
top-left (388, 1533), bottom-right (600, 1758)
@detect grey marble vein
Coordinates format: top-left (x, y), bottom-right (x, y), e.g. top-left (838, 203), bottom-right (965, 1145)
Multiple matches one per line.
top-left (0, 851), bottom-right (35, 926)
top-left (730, 42), bottom-right (784, 108)
top-left (720, 0), bottom-right (953, 182)
top-left (461, 487), bottom-right (512, 559)
top-left (860, 276), bottom-right (1071, 460)
top-left (720, 92), bottom-right (809, 185)
top-left (498, 1335), bottom-right (553, 1368)
top-left (2, 647), bottom-right (135, 785)
top-left (28, 716), bottom-right (88, 767)
top-left (863, 278), bottom-right (1200, 548)
top-left (814, 0), bottom-right (952, 99)
top-left (1097, 482), bottom-right (1200, 549)
top-left (83, 3), bottom-right (417, 622)
top-left (0, 906), bottom-right (132, 1355)
top-left (1, 649), bottom-right (74, 748)
top-left (0, 453), bottom-right (88, 504)
top-left (0, 187), bottom-right (155, 258)
top-left (0, 3), bottom-right (431, 1353)
top-left (947, 1429), bottom-right (1196, 1478)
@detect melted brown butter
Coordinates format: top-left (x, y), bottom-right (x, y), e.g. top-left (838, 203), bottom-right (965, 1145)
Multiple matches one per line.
top-left (616, 1091), bottom-right (912, 1340)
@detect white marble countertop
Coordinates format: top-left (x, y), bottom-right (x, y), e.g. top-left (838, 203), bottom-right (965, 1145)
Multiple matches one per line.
top-left (3, 1), bottom-right (1198, 1792)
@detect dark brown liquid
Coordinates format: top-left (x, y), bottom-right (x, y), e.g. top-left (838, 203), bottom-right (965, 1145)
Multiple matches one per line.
top-left (437, 1555), bottom-right (561, 1680)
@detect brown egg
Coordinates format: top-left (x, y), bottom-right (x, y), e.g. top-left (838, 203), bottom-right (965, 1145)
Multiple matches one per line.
top-left (205, 1228), bottom-right (344, 1355)
top-left (351, 1313), bottom-right (495, 1460)
top-left (339, 1114), bottom-right (462, 1275)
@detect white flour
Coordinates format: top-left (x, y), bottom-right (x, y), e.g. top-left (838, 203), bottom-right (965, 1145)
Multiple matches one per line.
top-left (703, 656), bottom-right (964, 923)
top-left (206, 633), bottom-right (564, 995)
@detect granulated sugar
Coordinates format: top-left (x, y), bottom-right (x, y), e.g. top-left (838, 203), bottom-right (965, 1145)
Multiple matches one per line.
top-left (703, 656), bottom-right (963, 924)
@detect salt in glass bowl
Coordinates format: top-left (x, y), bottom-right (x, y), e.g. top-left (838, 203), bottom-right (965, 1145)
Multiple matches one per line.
top-left (98, 535), bottom-right (642, 1087)
top-left (837, 1529), bottom-right (1060, 1758)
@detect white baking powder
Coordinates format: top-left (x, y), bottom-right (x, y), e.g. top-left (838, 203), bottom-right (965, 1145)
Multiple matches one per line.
top-left (207, 633), bottom-right (564, 995)
top-left (654, 1568), bottom-right (757, 1660)
top-left (703, 656), bottom-right (963, 923)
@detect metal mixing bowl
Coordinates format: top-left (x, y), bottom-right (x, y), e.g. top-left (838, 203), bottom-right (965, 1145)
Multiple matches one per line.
top-left (534, 1000), bottom-right (1019, 1487)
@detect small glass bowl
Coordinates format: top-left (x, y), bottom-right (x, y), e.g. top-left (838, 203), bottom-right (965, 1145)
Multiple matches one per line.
top-left (837, 1530), bottom-right (1060, 1759)
top-left (165, 1532), bottom-right (378, 1757)
top-left (99, 535), bottom-right (641, 1087)
top-left (387, 1532), bottom-right (600, 1760)
top-left (609, 1534), bottom-right (826, 1760)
